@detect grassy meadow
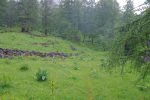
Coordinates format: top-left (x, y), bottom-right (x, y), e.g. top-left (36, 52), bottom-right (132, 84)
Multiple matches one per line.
top-left (0, 32), bottom-right (150, 100)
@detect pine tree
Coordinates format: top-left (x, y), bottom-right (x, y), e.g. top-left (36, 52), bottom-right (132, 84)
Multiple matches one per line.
top-left (60, 0), bottom-right (81, 29)
top-left (18, 0), bottom-right (39, 32)
top-left (41, 0), bottom-right (53, 35)
top-left (0, 0), bottom-right (7, 26)
top-left (123, 0), bottom-right (134, 24)
top-left (5, 0), bottom-right (18, 27)
top-left (95, 0), bottom-right (120, 36)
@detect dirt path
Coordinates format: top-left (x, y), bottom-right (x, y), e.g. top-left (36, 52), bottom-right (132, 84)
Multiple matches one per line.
top-left (83, 76), bottom-right (95, 100)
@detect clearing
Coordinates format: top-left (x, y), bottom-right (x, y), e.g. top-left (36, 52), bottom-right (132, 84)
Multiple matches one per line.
top-left (0, 32), bottom-right (150, 100)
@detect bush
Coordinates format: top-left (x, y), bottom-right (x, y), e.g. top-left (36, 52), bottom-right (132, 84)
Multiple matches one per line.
top-left (20, 64), bottom-right (29, 71)
top-left (101, 58), bottom-right (109, 68)
top-left (91, 68), bottom-right (98, 78)
top-left (136, 85), bottom-right (148, 91)
top-left (35, 69), bottom-right (48, 81)
top-left (73, 66), bottom-right (79, 70)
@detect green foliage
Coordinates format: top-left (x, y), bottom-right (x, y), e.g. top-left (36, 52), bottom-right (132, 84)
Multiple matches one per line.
top-left (18, 0), bottom-right (39, 32)
top-left (35, 69), bottom-right (48, 81)
top-left (41, 0), bottom-right (53, 35)
top-left (90, 68), bottom-right (98, 78)
top-left (50, 80), bottom-right (56, 95)
top-left (0, 27), bottom-right (20, 33)
top-left (4, 59), bottom-right (11, 65)
top-left (136, 85), bottom-right (148, 91)
top-left (73, 66), bottom-right (79, 70)
top-left (111, 8), bottom-right (150, 79)
top-left (0, 0), bottom-right (7, 25)
top-left (139, 63), bottom-right (150, 80)
top-left (0, 75), bottom-right (11, 89)
top-left (96, 0), bottom-right (120, 36)
top-left (20, 64), bottom-right (29, 71)
top-left (100, 55), bottom-right (117, 71)
top-left (0, 26), bottom-right (8, 33)
top-left (69, 76), bottom-right (78, 80)
top-left (5, 0), bottom-right (19, 27)
top-left (123, 0), bottom-right (134, 24)
top-left (101, 58), bottom-right (109, 68)
top-left (0, 0), bottom-right (122, 51)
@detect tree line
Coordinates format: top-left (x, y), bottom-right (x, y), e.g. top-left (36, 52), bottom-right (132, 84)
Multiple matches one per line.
top-left (0, 0), bottom-right (135, 49)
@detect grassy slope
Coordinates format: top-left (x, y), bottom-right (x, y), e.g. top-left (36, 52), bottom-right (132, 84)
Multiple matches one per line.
top-left (0, 32), bottom-right (150, 100)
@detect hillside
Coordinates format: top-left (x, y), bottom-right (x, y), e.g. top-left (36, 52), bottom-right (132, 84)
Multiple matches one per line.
top-left (0, 32), bottom-right (150, 100)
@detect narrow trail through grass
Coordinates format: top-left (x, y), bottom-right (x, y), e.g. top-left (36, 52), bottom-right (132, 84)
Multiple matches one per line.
top-left (84, 76), bottom-right (94, 100)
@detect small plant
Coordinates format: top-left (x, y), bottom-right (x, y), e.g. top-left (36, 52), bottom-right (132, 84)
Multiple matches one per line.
top-left (20, 64), bottom-right (29, 71)
top-left (101, 58), bottom-right (109, 68)
top-left (136, 85), bottom-right (148, 91)
top-left (35, 69), bottom-right (48, 81)
top-left (73, 66), bottom-right (79, 70)
top-left (69, 76), bottom-right (78, 80)
top-left (50, 80), bottom-right (56, 95)
top-left (91, 68), bottom-right (98, 78)
top-left (100, 58), bottom-right (114, 73)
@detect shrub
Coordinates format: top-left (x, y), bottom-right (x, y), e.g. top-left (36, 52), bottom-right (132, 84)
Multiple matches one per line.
top-left (35, 69), bottom-right (48, 81)
top-left (100, 58), bottom-right (109, 68)
top-left (69, 76), bottom-right (77, 80)
top-left (91, 68), bottom-right (98, 78)
top-left (20, 64), bottom-right (29, 71)
top-left (74, 66), bottom-right (79, 70)
top-left (136, 85), bottom-right (148, 91)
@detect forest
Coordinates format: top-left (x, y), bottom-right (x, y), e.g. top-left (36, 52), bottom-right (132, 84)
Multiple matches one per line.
top-left (0, 0), bottom-right (150, 99)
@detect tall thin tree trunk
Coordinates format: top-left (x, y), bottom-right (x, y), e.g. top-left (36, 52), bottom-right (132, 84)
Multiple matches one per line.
top-left (83, 34), bottom-right (86, 43)
top-left (91, 37), bottom-right (94, 44)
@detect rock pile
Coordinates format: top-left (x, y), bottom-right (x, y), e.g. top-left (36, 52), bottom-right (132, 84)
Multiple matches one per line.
top-left (0, 48), bottom-right (70, 58)
top-left (144, 56), bottom-right (150, 62)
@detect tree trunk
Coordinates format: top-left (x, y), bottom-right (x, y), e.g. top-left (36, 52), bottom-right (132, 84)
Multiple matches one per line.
top-left (83, 34), bottom-right (86, 43)
top-left (91, 37), bottom-right (94, 44)
top-left (44, 27), bottom-right (48, 35)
